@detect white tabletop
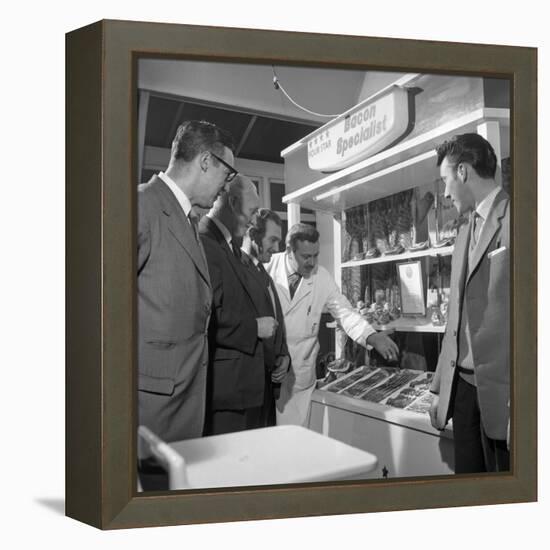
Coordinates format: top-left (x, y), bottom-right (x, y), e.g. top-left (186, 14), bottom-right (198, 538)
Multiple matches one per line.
top-left (169, 425), bottom-right (378, 489)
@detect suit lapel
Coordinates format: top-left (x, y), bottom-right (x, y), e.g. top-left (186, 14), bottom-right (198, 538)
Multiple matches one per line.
top-left (265, 267), bottom-right (285, 323)
top-left (467, 190), bottom-right (509, 283)
top-left (454, 218), bottom-right (471, 301)
top-left (247, 257), bottom-right (275, 315)
top-left (154, 178), bottom-right (211, 287)
top-left (201, 217), bottom-right (258, 309)
top-left (277, 256), bottom-right (291, 303)
top-left (262, 264), bottom-right (286, 351)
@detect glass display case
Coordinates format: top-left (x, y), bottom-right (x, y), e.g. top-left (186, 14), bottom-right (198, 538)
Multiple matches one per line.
top-left (281, 72), bottom-right (510, 478)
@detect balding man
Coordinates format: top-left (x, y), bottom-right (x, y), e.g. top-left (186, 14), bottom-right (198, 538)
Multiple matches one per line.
top-left (199, 176), bottom-right (278, 434)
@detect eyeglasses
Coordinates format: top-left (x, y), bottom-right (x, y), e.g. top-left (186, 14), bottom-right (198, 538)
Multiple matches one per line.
top-left (209, 151), bottom-right (238, 183)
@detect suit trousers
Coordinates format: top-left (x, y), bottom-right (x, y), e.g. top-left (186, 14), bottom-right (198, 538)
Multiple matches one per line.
top-left (206, 407), bottom-right (263, 435)
top-left (453, 376), bottom-right (510, 473)
top-left (260, 372), bottom-right (278, 427)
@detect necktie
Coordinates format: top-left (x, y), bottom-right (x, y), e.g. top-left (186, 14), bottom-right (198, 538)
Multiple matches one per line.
top-left (230, 239), bottom-right (241, 260)
top-left (188, 208), bottom-right (200, 244)
top-left (288, 272), bottom-right (302, 299)
top-left (470, 211), bottom-right (482, 250)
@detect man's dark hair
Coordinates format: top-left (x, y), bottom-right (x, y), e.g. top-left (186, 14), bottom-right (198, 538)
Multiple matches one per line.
top-left (171, 120), bottom-right (235, 162)
top-left (248, 208), bottom-right (282, 246)
top-left (435, 133), bottom-right (497, 179)
top-left (286, 223), bottom-right (320, 251)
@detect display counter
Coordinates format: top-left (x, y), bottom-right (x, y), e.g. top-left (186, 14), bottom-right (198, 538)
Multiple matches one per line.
top-left (282, 73), bottom-right (509, 480)
top-left (308, 366), bottom-right (455, 479)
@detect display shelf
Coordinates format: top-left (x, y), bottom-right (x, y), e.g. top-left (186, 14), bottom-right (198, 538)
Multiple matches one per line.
top-left (341, 245), bottom-right (454, 268)
top-left (327, 317), bottom-right (445, 333)
top-left (372, 316), bottom-right (446, 333)
top-left (282, 107), bottom-right (509, 212)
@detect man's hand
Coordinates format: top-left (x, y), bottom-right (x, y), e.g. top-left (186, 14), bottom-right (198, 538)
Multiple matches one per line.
top-left (366, 329), bottom-right (399, 362)
top-left (271, 355), bottom-right (290, 383)
top-left (429, 394), bottom-right (443, 430)
top-left (257, 316), bottom-right (278, 339)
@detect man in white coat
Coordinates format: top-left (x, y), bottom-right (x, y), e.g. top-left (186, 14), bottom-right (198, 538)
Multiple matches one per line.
top-left (265, 223), bottom-right (399, 426)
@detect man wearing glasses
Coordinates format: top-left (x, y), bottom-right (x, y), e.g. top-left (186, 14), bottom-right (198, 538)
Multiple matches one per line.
top-left (137, 120), bottom-right (237, 449)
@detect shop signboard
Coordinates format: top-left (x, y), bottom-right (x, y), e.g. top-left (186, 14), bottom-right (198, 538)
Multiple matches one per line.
top-left (307, 85), bottom-right (410, 171)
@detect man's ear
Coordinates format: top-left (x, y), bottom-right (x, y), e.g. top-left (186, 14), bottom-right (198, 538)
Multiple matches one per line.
top-left (198, 151), bottom-right (209, 173)
top-left (228, 193), bottom-right (239, 213)
top-left (457, 162), bottom-right (468, 183)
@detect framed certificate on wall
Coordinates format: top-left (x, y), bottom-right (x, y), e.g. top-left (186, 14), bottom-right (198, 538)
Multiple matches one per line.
top-left (397, 261), bottom-right (426, 316)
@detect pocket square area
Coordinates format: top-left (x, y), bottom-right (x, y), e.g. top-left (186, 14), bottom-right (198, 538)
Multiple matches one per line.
top-left (488, 246), bottom-right (507, 258)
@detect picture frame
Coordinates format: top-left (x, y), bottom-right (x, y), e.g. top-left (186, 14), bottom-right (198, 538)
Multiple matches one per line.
top-left (66, 19), bottom-right (537, 529)
top-left (397, 261), bottom-right (426, 316)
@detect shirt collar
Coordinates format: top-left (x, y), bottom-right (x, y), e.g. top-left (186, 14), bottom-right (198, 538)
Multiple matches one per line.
top-left (475, 186), bottom-right (500, 222)
top-left (207, 214), bottom-right (232, 247)
top-left (285, 253), bottom-right (301, 279)
top-left (158, 172), bottom-right (192, 217)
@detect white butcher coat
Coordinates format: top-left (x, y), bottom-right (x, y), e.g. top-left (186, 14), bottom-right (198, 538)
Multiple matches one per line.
top-left (265, 252), bottom-right (376, 426)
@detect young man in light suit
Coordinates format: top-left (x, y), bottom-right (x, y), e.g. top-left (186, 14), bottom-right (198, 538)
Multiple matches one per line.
top-left (429, 133), bottom-right (510, 473)
top-left (266, 224), bottom-right (399, 427)
top-left (137, 120), bottom-right (237, 445)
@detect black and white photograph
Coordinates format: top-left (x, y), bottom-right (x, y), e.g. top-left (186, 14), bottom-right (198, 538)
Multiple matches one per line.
top-left (135, 58), bottom-right (512, 491)
top-left (6, 0), bottom-right (547, 546)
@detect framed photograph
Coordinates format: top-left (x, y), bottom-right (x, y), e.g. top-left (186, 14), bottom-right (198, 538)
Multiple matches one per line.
top-left (397, 261), bottom-right (426, 316)
top-left (66, 19), bottom-right (537, 529)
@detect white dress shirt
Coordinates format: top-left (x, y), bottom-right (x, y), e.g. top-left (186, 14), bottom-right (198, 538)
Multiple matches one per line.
top-left (158, 171), bottom-right (192, 217)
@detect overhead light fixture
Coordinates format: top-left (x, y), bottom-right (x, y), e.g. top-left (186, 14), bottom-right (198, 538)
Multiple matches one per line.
top-left (313, 150), bottom-right (436, 202)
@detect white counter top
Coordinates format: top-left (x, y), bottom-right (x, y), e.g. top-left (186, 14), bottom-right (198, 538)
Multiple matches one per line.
top-left (312, 389), bottom-right (453, 439)
top-left (169, 425), bottom-right (378, 489)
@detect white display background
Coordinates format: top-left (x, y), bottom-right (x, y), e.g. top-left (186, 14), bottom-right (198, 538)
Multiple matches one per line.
top-left (1, 1), bottom-right (546, 547)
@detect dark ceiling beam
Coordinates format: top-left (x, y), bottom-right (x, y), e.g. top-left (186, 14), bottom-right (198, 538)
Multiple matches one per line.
top-left (236, 115), bottom-right (257, 157)
top-left (140, 88), bottom-right (321, 128)
top-left (164, 101), bottom-right (187, 149)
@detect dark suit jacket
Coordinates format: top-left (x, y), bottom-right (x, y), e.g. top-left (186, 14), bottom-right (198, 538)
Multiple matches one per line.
top-left (431, 189), bottom-right (510, 440)
top-left (199, 216), bottom-right (265, 411)
top-left (137, 176), bottom-right (212, 443)
top-left (241, 253), bottom-right (288, 373)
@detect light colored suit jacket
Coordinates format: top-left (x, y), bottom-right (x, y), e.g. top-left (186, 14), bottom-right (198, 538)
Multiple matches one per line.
top-left (137, 176), bottom-right (212, 442)
top-left (431, 189), bottom-right (510, 440)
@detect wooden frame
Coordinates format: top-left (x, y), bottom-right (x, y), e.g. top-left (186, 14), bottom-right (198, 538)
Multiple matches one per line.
top-left (66, 19), bottom-right (537, 529)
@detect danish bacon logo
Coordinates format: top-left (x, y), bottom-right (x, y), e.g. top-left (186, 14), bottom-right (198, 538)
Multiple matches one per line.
top-left (307, 86), bottom-right (410, 171)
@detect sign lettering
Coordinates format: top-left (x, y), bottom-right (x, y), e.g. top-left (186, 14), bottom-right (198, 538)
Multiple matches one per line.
top-left (307, 86), bottom-right (410, 171)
